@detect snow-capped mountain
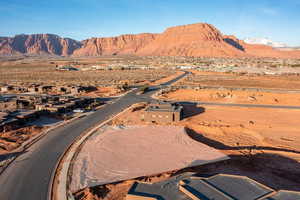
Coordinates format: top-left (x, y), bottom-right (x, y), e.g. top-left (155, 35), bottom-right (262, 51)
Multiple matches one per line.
top-left (244, 38), bottom-right (287, 48)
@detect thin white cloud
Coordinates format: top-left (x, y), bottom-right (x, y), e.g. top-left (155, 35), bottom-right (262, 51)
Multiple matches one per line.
top-left (260, 7), bottom-right (278, 16)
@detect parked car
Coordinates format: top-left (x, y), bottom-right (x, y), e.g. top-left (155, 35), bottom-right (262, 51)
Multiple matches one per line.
top-left (73, 108), bottom-right (85, 113)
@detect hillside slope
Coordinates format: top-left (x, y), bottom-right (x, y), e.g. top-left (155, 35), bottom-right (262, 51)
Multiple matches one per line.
top-left (0, 34), bottom-right (81, 56)
top-left (1, 23), bottom-right (300, 58)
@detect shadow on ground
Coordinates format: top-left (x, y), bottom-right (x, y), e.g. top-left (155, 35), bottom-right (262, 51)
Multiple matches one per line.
top-left (179, 127), bottom-right (300, 191)
top-left (0, 150), bottom-right (26, 162)
top-left (175, 152), bottom-right (300, 192)
top-left (180, 102), bottom-right (205, 119)
top-left (73, 124), bottom-right (300, 200)
top-left (127, 182), bottom-right (165, 200)
top-left (185, 127), bottom-right (300, 154)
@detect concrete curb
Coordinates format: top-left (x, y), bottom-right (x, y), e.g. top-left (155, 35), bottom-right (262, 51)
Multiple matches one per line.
top-left (49, 74), bottom-right (185, 200)
top-left (153, 90), bottom-right (300, 110)
top-left (167, 85), bottom-right (300, 94)
top-left (50, 104), bottom-right (137, 200)
top-left (109, 88), bottom-right (135, 98)
top-left (0, 101), bottom-right (109, 175)
top-left (0, 113), bottom-right (86, 176)
top-left (150, 74), bottom-right (187, 100)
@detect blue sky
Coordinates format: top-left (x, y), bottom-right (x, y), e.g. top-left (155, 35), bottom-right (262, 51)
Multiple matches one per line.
top-left (1, 0), bottom-right (300, 46)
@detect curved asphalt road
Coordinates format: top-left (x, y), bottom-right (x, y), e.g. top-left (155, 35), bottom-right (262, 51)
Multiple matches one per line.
top-left (1, 70), bottom-right (299, 200)
top-left (0, 72), bottom-right (188, 200)
top-left (0, 91), bottom-right (142, 200)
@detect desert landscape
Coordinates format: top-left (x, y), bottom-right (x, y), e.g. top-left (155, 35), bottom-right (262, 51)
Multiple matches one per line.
top-left (159, 88), bottom-right (300, 105)
top-left (69, 67), bottom-right (300, 199)
top-left (175, 70), bottom-right (300, 89)
top-left (73, 101), bottom-right (300, 200)
top-left (0, 60), bottom-right (173, 86)
top-left (1, 1), bottom-right (300, 199)
top-left (2, 54), bottom-right (300, 200)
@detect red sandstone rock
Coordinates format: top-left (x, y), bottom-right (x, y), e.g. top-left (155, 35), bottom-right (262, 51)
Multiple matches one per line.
top-left (0, 34), bottom-right (81, 56)
top-left (1, 23), bottom-right (300, 58)
top-left (72, 33), bottom-right (157, 56)
top-left (136, 23), bottom-right (245, 57)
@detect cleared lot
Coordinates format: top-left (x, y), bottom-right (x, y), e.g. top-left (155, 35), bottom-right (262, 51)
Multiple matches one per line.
top-left (159, 88), bottom-right (300, 106)
top-left (176, 70), bottom-right (300, 90)
top-left (70, 125), bottom-right (228, 192)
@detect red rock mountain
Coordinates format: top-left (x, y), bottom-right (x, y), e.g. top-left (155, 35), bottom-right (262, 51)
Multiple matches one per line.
top-left (1, 23), bottom-right (300, 58)
top-left (72, 33), bottom-right (157, 56)
top-left (0, 34), bottom-right (81, 56)
top-left (136, 23), bottom-right (245, 57)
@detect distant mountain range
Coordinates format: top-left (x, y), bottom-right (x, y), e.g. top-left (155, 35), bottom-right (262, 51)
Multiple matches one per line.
top-left (1, 23), bottom-right (300, 58)
top-left (0, 34), bottom-right (81, 56)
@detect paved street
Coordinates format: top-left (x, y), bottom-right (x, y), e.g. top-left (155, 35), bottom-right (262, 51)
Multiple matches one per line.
top-left (0, 71), bottom-right (188, 200)
top-left (0, 90), bottom-right (143, 200)
top-left (1, 70), bottom-right (300, 200)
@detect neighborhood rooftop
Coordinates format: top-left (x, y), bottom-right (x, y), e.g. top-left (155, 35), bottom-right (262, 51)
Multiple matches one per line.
top-left (126, 173), bottom-right (300, 200)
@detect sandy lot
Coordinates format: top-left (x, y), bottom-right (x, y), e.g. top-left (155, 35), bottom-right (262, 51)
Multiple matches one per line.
top-left (180, 105), bottom-right (300, 153)
top-left (0, 64), bottom-right (174, 86)
top-left (70, 125), bottom-right (228, 192)
top-left (176, 70), bottom-right (300, 90)
top-left (74, 103), bottom-right (298, 200)
top-left (159, 88), bottom-right (300, 106)
top-left (84, 87), bottom-right (122, 97)
top-left (112, 103), bottom-right (300, 155)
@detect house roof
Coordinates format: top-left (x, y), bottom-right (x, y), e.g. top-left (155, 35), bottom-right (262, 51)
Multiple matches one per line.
top-left (145, 102), bottom-right (182, 113)
top-left (127, 173), bottom-right (300, 200)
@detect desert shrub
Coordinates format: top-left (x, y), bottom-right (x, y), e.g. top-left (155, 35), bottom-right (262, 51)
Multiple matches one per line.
top-left (139, 85), bottom-right (150, 94)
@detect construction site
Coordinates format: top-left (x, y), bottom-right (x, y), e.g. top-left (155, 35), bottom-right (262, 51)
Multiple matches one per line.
top-left (2, 2), bottom-right (300, 199)
top-left (71, 68), bottom-right (300, 199)
top-left (1, 58), bottom-right (300, 200)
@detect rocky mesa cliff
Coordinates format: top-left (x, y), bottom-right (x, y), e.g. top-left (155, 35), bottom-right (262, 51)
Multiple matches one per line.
top-left (0, 34), bottom-right (81, 56)
top-left (1, 23), bottom-right (300, 58)
top-left (72, 33), bottom-right (157, 56)
top-left (136, 23), bottom-right (245, 57)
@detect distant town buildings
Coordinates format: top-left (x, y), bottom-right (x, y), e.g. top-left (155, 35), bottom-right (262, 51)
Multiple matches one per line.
top-left (176, 65), bottom-right (194, 70)
top-left (56, 65), bottom-right (79, 71)
top-left (86, 65), bottom-right (158, 71)
top-left (0, 94), bottom-right (103, 132)
top-left (0, 84), bottom-right (96, 95)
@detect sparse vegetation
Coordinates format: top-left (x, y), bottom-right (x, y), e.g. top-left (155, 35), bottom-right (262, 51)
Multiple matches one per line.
top-left (290, 64), bottom-right (300, 68)
top-left (139, 85), bottom-right (150, 94)
top-left (0, 65), bottom-right (173, 86)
